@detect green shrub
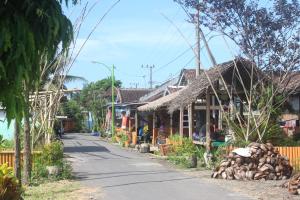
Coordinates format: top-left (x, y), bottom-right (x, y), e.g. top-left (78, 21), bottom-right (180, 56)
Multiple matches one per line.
top-left (172, 137), bottom-right (196, 156)
top-left (0, 163), bottom-right (22, 200)
top-left (41, 141), bottom-right (64, 166)
top-left (0, 135), bottom-right (14, 150)
top-left (111, 135), bottom-right (117, 143)
top-left (167, 137), bottom-right (198, 168)
top-left (31, 141), bottom-right (73, 184)
top-left (120, 134), bottom-right (128, 147)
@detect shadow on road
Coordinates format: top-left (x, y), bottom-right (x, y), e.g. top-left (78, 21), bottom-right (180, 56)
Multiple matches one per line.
top-left (64, 145), bottom-right (110, 153)
top-left (73, 170), bottom-right (175, 181)
top-left (102, 177), bottom-right (196, 188)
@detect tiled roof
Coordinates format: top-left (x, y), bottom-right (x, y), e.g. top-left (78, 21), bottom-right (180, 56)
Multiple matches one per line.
top-left (139, 77), bottom-right (179, 102)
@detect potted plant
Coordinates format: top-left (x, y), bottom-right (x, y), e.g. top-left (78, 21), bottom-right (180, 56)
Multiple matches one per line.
top-left (120, 134), bottom-right (129, 147)
top-left (42, 141), bottom-right (64, 177)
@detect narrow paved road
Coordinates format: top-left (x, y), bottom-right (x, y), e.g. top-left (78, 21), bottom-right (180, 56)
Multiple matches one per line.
top-left (63, 133), bottom-right (250, 200)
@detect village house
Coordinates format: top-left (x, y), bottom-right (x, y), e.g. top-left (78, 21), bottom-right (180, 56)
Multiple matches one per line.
top-left (277, 72), bottom-right (300, 137)
top-left (104, 88), bottom-right (152, 133)
top-left (137, 58), bottom-right (265, 148)
top-left (136, 68), bottom-right (196, 145)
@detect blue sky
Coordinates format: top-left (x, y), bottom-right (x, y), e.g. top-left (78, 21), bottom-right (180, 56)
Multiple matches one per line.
top-left (64, 0), bottom-right (238, 89)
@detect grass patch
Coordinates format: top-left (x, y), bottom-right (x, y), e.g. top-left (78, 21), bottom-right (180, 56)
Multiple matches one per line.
top-left (24, 180), bottom-right (80, 200)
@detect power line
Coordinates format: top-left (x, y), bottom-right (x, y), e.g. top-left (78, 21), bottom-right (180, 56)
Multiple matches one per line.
top-left (141, 64), bottom-right (155, 89)
top-left (153, 43), bottom-right (196, 73)
top-left (151, 22), bottom-right (194, 66)
top-left (184, 56), bottom-right (195, 67)
top-left (153, 30), bottom-right (214, 74)
top-left (144, 7), bottom-right (182, 62)
top-left (114, 67), bottom-right (145, 78)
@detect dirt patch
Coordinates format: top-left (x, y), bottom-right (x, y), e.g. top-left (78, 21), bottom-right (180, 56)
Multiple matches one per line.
top-left (146, 153), bottom-right (299, 200)
top-left (73, 187), bottom-right (103, 200)
top-left (25, 180), bottom-right (102, 200)
top-left (183, 170), bottom-right (299, 200)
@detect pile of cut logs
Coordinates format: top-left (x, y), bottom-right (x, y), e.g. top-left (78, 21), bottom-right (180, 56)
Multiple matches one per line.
top-left (212, 142), bottom-right (293, 180)
top-left (288, 173), bottom-right (300, 195)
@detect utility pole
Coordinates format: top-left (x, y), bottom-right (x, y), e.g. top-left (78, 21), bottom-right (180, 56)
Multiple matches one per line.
top-left (141, 64), bottom-right (155, 89)
top-left (195, 3), bottom-right (201, 77)
top-left (130, 83), bottom-right (139, 88)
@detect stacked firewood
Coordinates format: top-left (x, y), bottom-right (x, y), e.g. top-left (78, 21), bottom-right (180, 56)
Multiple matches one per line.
top-left (288, 173), bottom-right (300, 195)
top-left (212, 143), bottom-right (293, 180)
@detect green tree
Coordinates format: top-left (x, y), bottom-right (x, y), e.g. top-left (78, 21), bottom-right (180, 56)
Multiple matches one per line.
top-left (79, 77), bottom-right (122, 131)
top-left (1, 0), bottom-right (77, 185)
top-left (60, 100), bottom-right (84, 132)
top-left (0, 0), bottom-right (76, 123)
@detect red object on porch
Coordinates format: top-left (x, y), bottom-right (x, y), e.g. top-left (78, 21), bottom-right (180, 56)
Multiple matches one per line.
top-left (121, 116), bottom-right (128, 129)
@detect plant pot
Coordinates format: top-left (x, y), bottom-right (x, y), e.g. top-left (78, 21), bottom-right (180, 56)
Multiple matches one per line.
top-left (166, 138), bottom-right (171, 145)
top-left (187, 155), bottom-right (197, 168)
top-left (124, 141), bottom-right (129, 147)
top-left (132, 132), bottom-right (137, 145)
top-left (46, 165), bottom-right (60, 176)
top-left (116, 136), bottom-right (121, 143)
top-left (140, 143), bottom-right (150, 153)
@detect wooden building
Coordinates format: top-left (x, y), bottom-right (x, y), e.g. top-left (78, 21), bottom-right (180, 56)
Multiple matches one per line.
top-left (136, 58), bottom-right (259, 147)
top-left (104, 88), bottom-right (152, 133)
top-left (136, 68), bottom-right (196, 145)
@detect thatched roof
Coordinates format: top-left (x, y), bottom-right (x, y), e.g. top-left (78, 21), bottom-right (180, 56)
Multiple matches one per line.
top-left (168, 58), bottom-right (258, 112)
top-left (117, 88), bottom-right (152, 104)
top-left (167, 86), bottom-right (182, 94)
top-left (137, 90), bottom-right (181, 112)
top-left (276, 72), bottom-right (300, 94)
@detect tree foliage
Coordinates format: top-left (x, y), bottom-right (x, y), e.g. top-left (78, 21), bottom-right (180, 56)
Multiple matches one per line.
top-left (202, 0), bottom-right (300, 71)
top-left (59, 100), bottom-right (84, 132)
top-left (79, 77), bottom-right (122, 130)
top-left (174, 0), bottom-right (300, 145)
top-left (0, 0), bottom-right (76, 123)
top-left (175, 0), bottom-right (300, 71)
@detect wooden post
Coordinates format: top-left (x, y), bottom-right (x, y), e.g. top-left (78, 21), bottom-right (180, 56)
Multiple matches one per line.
top-left (47, 92), bottom-right (53, 144)
top-left (152, 112), bottom-right (156, 145)
top-left (206, 91), bottom-right (211, 152)
top-left (135, 111), bottom-right (138, 134)
top-left (218, 108), bottom-right (222, 130)
top-left (188, 103), bottom-right (194, 139)
top-left (170, 113), bottom-right (173, 136)
top-left (179, 106), bottom-right (184, 139)
top-left (128, 116), bottom-right (132, 132)
top-left (212, 96), bottom-right (216, 119)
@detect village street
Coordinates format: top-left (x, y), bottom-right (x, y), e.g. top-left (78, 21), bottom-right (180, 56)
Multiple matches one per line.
top-left (63, 133), bottom-right (250, 200)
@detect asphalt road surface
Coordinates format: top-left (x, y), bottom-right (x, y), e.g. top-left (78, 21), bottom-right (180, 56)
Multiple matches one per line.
top-left (63, 133), bottom-right (250, 200)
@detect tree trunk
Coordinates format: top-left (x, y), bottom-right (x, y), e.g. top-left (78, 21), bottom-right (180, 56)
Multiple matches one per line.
top-left (14, 120), bottom-right (21, 186)
top-left (23, 104), bottom-right (31, 185)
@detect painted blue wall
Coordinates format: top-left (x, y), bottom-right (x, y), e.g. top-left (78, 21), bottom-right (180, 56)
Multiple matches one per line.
top-left (0, 110), bottom-right (14, 139)
top-left (0, 120), bottom-right (14, 140)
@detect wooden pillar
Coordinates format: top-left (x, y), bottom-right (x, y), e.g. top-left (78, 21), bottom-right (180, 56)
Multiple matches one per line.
top-left (135, 111), bottom-right (138, 134)
top-left (179, 106), bottom-right (184, 139)
top-left (188, 103), bottom-right (194, 139)
top-left (170, 113), bottom-right (173, 136)
top-left (218, 109), bottom-right (222, 130)
top-left (206, 91), bottom-right (211, 152)
top-left (152, 112), bottom-right (156, 145)
top-left (212, 95), bottom-right (216, 118)
top-left (128, 116), bottom-right (132, 131)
